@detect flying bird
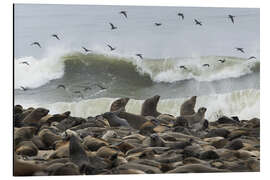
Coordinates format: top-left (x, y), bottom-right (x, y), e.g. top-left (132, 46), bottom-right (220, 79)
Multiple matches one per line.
top-left (119, 11), bottom-right (127, 18)
top-left (82, 47), bottom-right (91, 53)
top-left (52, 34), bottom-right (60, 40)
top-left (20, 86), bottom-right (28, 91)
top-left (57, 84), bottom-right (66, 90)
top-left (248, 56), bottom-right (257, 60)
top-left (178, 13), bottom-right (184, 20)
top-left (154, 23), bottom-right (162, 26)
top-left (194, 19), bottom-right (202, 26)
top-left (19, 61), bottom-right (30, 66)
top-left (218, 59), bottom-right (226, 63)
top-left (109, 23), bottom-right (117, 30)
top-left (179, 65), bottom-right (187, 70)
top-left (107, 44), bottom-right (116, 51)
top-left (31, 42), bottom-right (41, 48)
top-left (235, 47), bottom-right (245, 53)
top-left (136, 54), bottom-right (143, 60)
top-left (73, 91), bottom-right (84, 99)
top-left (228, 15), bottom-right (235, 24)
top-left (203, 64), bottom-right (210, 67)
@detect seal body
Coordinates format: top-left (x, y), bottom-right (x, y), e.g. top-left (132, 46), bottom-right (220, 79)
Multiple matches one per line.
top-left (102, 112), bottom-right (130, 127)
top-left (118, 111), bottom-right (148, 129)
top-left (141, 95), bottom-right (161, 117)
top-left (110, 98), bottom-right (130, 112)
top-left (23, 108), bottom-right (49, 126)
top-left (180, 96), bottom-right (197, 116)
top-left (180, 107), bottom-right (207, 130)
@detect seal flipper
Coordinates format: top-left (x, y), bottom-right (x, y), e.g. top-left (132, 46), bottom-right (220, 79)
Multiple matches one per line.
top-left (69, 135), bottom-right (94, 174)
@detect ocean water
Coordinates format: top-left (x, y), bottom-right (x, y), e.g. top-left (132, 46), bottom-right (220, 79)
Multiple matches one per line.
top-left (14, 4), bottom-right (260, 121)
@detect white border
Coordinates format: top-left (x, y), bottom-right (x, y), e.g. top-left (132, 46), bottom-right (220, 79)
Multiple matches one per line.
top-left (1, 0), bottom-right (268, 180)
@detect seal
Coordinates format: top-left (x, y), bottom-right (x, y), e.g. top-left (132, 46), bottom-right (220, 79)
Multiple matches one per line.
top-left (15, 140), bottom-right (38, 156)
top-left (118, 111), bottom-right (148, 129)
top-left (102, 112), bottom-right (130, 127)
top-left (22, 108), bottom-right (49, 126)
top-left (110, 97), bottom-right (130, 112)
top-left (141, 95), bottom-right (161, 117)
top-left (180, 107), bottom-right (207, 130)
top-left (180, 96), bottom-right (197, 116)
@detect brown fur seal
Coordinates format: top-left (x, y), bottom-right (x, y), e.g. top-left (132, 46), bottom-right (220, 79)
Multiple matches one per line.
top-left (110, 97), bottom-right (130, 112)
top-left (118, 111), bottom-right (148, 129)
top-left (15, 141), bottom-right (38, 156)
top-left (102, 111), bottom-right (130, 127)
top-left (168, 164), bottom-right (228, 173)
top-left (180, 107), bottom-right (207, 130)
top-left (14, 126), bottom-right (37, 146)
top-left (141, 95), bottom-right (161, 117)
top-left (180, 96), bottom-right (197, 116)
top-left (23, 108), bottom-right (49, 126)
top-left (139, 119), bottom-right (160, 135)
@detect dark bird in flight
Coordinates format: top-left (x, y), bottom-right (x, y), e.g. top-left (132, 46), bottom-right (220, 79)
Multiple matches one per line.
top-left (194, 19), bottom-right (202, 26)
top-left (73, 91), bottom-right (84, 99)
top-left (136, 54), bottom-right (143, 60)
top-left (52, 34), bottom-right (60, 40)
top-left (20, 86), bottom-right (28, 91)
top-left (57, 84), bottom-right (66, 90)
top-left (203, 64), bottom-right (210, 67)
top-left (94, 84), bottom-right (106, 90)
top-left (248, 56), bottom-right (257, 60)
top-left (154, 23), bottom-right (162, 26)
top-left (228, 15), bottom-right (235, 24)
top-left (235, 47), bottom-right (245, 53)
top-left (83, 87), bottom-right (92, 91)
top-left (31, 42), bottom-right (41, 48)
top-left (179, 65), bottom-right (187, 70)
top-left (82, 47), bottom-right (91, 53)
top-left (178, 13), bottom-right (184, 20)
top-left (218, 59), bottom-right (226, 63)
top-left (107, 44), bottom-right (116, 51)
top-left (109, 23), bottom-right (117, 30)
top-left (19, 61), bottom-right (30, 66)
top-left (119, 11), bottom-right (127, 18)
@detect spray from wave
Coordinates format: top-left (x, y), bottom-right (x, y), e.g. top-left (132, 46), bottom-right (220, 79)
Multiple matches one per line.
top-left (17, 89), bottom-right (259, 122)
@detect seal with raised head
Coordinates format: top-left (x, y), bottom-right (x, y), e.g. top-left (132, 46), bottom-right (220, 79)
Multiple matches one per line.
top-left (180, 107), bottom-right (207, 130)
top-left (180, 96), bottom-right (197, 116)
top-left (118, 111), bottom-right (148, 129)
top-left (110, 97), bottom-right (130, 112)
top-left (22, 108), bottom-right (49, 126)
top-left (141, 95), bottom-right (161, 117)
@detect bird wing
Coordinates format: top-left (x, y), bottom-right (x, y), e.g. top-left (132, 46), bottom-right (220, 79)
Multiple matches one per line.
top-left (109, 23), bottom-right (114, 28)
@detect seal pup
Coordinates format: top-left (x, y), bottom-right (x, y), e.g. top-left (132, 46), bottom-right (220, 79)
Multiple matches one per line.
top-left (235, 47), bottom-right (245, 53)
top-left (102, 111), bottom-right (130, 127)
top-left (31, 42), bottom-right (41, 48)
top-left (119, 11), bottom-right (127, 18)
top-left (248, 56), bottom-right (256, 60)
top-left (110, 97), bottom-right (130, 112)
top-left (22, 108), bottom-right (49, 126)
top-left (194, 19), bottom-right (202, 26)
top-left (19, 61), bottom-right (30, 66)
top-left (180, 107), bottom-right (207, 130)
top-left (107, 44), bottom-right (116, 51)
top-left (228, 14), bottom-right (235, 24)
top-left (180, 96), bottom-right (197, 116)
top-left (82, 46), bottom-right (91, 53)
top-left (109, 23), bottom-right (117, 30)
top-left (141, 95), bottom-right (162, 117)
top-left (51, 34), bottom-right (60, 40)
top-left (178, 13), bottom-right (184, 20)
top-left (136, 54), bottom-right (143, 60)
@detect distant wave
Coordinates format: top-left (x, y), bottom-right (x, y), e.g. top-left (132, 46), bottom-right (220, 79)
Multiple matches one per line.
top-left (17, 89), bottom-right (260, 122)
top-left (14, 50), bottom-right (260, 89)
